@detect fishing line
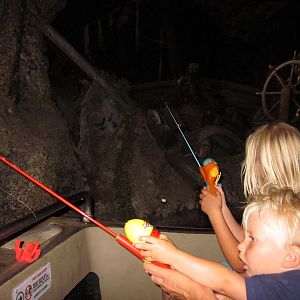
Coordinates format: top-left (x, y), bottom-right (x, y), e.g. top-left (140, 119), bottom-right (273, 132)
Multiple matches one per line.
top-left (0, 186), bottom-right (37, 218)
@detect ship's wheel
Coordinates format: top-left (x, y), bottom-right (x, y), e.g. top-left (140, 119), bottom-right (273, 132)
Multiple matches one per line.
top-left (258, 58), bottom-right (300, 123)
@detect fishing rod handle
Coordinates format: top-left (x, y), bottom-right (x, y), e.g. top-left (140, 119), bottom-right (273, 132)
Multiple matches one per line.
top-left (116, 234), bottom-right (171, 269)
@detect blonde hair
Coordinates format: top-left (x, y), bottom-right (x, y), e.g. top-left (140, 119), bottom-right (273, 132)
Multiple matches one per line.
top-left (242, 122), bottom-right (300, 198)
top-left (243, 187), bottom-right (300, 247)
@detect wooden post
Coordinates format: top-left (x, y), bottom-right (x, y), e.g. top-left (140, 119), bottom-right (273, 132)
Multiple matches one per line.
top-left (34, 17), bottom-right (110, 92)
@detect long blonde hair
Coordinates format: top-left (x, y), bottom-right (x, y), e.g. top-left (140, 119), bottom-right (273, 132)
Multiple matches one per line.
top-left (242, 122), bottom-right (300, 197)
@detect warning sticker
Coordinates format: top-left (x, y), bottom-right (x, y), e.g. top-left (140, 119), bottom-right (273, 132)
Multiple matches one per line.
top-left (12, 263), bottom-right (52, 300)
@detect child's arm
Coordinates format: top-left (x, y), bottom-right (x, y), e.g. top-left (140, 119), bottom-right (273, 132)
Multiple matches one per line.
top-left (215, 186), bottom-right (244, 242)
top-left (200, 188), bottom-right (244, 272)
top-left (135, 236), bottom-right (246, 299)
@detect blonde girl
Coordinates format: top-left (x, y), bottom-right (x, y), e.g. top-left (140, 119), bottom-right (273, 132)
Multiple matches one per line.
top-left (200, 122), bottom-right (300, 272)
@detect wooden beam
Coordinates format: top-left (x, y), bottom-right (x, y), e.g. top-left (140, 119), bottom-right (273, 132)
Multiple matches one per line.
top-left (34, 17), bottom-right (110, 91)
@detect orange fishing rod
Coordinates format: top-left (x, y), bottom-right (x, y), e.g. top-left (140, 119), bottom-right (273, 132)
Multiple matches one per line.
top-left (0, 155), bottom-right (169, 268)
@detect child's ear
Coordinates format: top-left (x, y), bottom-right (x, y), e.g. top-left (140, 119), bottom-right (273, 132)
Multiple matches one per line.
top-left (282, 245), bottom-right (300, 269)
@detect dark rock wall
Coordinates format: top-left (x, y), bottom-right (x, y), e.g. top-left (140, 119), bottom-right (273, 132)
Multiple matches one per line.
top-left (1, 0), bottom-right (299, 229)
top-left (0, 0), bottom-right (86, 228)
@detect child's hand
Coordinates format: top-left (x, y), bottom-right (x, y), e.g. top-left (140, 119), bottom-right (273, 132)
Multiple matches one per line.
top-left (144, 263), bottom-right (217, 300)
top-left (134, 234), bottom-right (178, 265)
top-left (199, 187), bottom-right (223, 217)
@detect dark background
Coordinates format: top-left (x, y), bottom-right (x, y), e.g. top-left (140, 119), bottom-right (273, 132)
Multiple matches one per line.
top-left (1, 0), bottom-right (300, 229)
top-left (51, 0), bottom-right (300, 88)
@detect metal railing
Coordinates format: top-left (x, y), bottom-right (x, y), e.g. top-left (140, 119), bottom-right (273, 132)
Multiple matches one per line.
top-left (0, 192), bottom-right (90, 244)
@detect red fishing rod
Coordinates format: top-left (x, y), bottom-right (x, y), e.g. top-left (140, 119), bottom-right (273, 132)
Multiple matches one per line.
top-left (0, 155), bottom-right (169, 268)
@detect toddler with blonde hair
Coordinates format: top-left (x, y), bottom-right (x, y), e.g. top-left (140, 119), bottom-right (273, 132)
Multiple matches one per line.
top-left (137, 186), bottom-right (300, 299)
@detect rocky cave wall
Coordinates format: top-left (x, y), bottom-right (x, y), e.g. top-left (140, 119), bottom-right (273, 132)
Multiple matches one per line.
top-left (0, 0), bottom-right (86, 228)
top-left (1, 0), bottom-right (298, 229)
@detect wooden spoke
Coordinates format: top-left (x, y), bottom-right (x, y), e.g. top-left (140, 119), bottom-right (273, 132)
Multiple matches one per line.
top-left (260, 59), bottom-right (300, 123)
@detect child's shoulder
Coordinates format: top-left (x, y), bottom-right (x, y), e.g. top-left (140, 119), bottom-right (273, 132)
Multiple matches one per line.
top-left (245, 270), bottom-right (300, 300)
